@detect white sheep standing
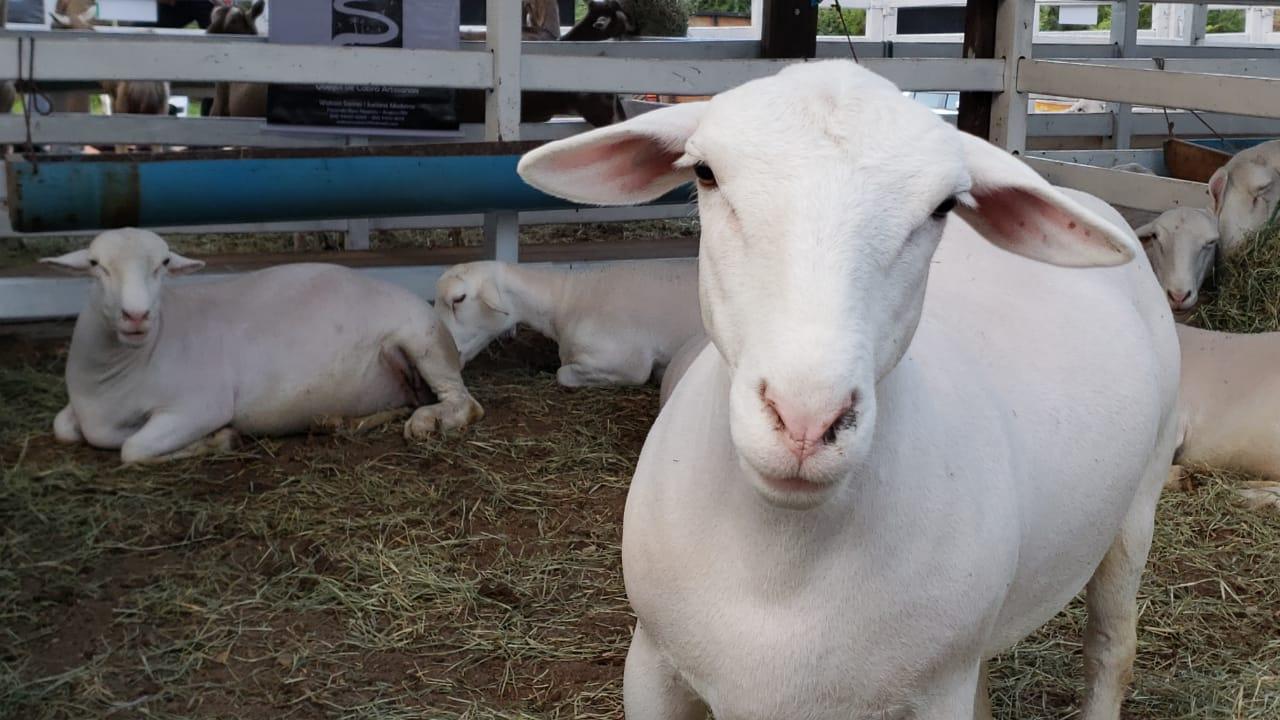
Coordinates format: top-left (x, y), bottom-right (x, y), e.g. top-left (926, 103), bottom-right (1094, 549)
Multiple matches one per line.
top-left (519, 60), bottom-right (1179, 719)
top-left (45, 228), bottom-right (482, 464)
top-left (1207, 139), bottom-right (1280, 252)
top-left (1134, 206), bottom-right (1220, 315)
top-left (1172, 325), bottom-right (1280, 511)
top-left (433, 259), bottom-right (702, 387)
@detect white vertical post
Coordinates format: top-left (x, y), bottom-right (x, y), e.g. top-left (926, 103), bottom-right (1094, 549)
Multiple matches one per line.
top-left (1189, 3), bottom-right (1208, 46)
top-left (751, 0), bottom-right (765, 39)
top-left (991, 0), bottom-right (1034, 153)
top-left (484, 0), bottom-right (520, 264)
top-left (1109, 0), bottom-right (1138, 150)
top-left (345, 135), bottom-right (371, 250)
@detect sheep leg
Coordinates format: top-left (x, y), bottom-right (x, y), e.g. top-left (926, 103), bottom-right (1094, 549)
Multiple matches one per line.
top-left (53, 404), bottom-right (84, 444)
top-left (973, 659), bottom-right (993, 720)
top-left (623, 623), bottom-right (704, 720)
top-left (312, 407), bottom-right (410, 435)
top-left (1237, 482), bottom-right (1280, 513)
top-left (1079, 476), bottom-right (1159, 720)
top-left (120, 412), bottom-right (236, 465)
top-left (1163, 464), bottom-right (1186, 492)
top-left (557, 353), bottom-right (653, 387)
top-left (909, 664), bottom-right (983, 719)
top-left (399, 319), bottom-right (484, 440)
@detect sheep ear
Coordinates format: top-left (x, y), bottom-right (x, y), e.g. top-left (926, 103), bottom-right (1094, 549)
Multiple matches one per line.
top-left (478, 278), bottom-right (509, 316)
top-left (166, 253), bottom-right (205, 276)
top-left (1208, 167), bottom-right (1228, 215)
top-left (517, 101), bottom-right (707, 205)
top-left (954, 132), bottom-right (1135, 268)
top-left (250, 0), bottom-right (265, 18)
top-left (40, 249), bottom-right (93, 274)
top-left (1133, 220), bottom-right (1157, 243)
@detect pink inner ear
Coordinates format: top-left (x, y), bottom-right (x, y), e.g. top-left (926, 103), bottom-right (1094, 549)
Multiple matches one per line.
top-left (974, 186), bottom-right (1102, 245)
top-left (546, 136), bottom-right (684, 195)
top-left (1208, 172), bottom-right (1227, 213)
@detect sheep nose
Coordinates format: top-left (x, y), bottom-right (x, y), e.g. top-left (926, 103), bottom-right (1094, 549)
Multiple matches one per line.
top-left (121, 309), bottom-right (150, 323)
top-left (763, 389), bottom-right (857, 463)
top-left (1167, 289), bottom-right (1192, 307)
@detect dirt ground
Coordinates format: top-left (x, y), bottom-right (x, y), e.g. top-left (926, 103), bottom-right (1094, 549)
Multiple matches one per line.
top-left (1, 325), bottom-right (1278, 718)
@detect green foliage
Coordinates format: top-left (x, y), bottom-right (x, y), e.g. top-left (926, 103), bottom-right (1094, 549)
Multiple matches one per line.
top-left (689, 0), bottom-right (750, 14)
top-left (1206, 8), bottom-right (1245, 34)
top-left (817, 7), bottom-right (866, 36)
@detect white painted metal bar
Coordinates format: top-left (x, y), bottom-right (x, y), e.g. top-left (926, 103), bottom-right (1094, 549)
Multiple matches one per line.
top-left (992, 0), bottom-right (1035, 152)
top-left (483, 0), bottom-right (521, 263)
top-left (1019, 59), bottom-right (1280, 118)
top-left (0, 115), bottom-right (593, 148)
top-left (1024, 156), bottom-right (1209, 210)
top-left (0, 256), bottom-right (696, 322)
top-left (1109, 0), bottom-right (1140, 149)
top-left (0, 37), bottom-right (494, 87)
top-left (1028, 109), bottom-right (1280, 136)
top-left (521, 57), bottom-right (1005, 94)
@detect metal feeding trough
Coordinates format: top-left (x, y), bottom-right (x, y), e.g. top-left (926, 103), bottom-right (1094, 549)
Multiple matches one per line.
top-left (4, 142), bottom-right (692, 234)
top-left (1164, 137), bottom-right (1273, 184)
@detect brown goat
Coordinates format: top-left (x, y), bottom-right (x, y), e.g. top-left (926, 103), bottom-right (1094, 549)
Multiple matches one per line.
top-left (206, 0), bottom-right (267, 117)
top-left (50, 0), bottom-right (170, 117)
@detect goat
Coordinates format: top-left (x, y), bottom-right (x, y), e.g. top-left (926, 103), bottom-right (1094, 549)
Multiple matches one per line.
top-left (206, 0), bottom-right (268, 118)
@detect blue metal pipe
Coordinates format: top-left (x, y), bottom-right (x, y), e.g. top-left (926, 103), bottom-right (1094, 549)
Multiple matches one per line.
top-left (6, 145), bottom-right (693, 233)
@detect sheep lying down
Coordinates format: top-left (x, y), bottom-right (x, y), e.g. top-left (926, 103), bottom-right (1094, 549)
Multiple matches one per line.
top-left (434, 259), bottom-right (702, 387)
top-left (1173, 325), bottom-right (1280, 510)
top-left (44, 229), bottom-right (482, 464)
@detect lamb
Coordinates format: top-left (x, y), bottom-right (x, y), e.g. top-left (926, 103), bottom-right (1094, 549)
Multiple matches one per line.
top-left (519, 60), bottom-right (1179, 719)
top-left (1171, 325), bottom-right (1280, 511)
top-left (1207, 139), bottom-right (1280, 252)
top-left (206, 0), bottom-right (268, 118)
top-left (1134, 207), bottom-right (1220, 315)
top-left (44, 228), bottom-right (482, 464)
top-left (434, 259), bottom-right (702, 387)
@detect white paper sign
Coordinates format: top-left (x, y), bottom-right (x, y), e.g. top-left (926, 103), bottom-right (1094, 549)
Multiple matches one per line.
top-left (97, 0), bottom-right (157, 23)
top-left (1059, 5), bottom-right (1100, 27)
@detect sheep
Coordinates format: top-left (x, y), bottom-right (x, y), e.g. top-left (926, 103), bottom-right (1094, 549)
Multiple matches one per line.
top-left (518, 60), bottom-right (1179, 719)
top-left (43, 228), bottom-right (482, 464)
top-left (1208, 139), bottom-right (1280, 253)
top-left (434, 259), bottom-right (702, 387)
top-left (1110, 161), bottom-right (1154, 175)
top-left (1067, 98), bottom-right (1109, 113)
top-left (1172, 325), bottom-right (1280, 510)
top-left (206, 0), bottom-right (268, 118)
top-left (1134, 207), bottom-right (1220, 316)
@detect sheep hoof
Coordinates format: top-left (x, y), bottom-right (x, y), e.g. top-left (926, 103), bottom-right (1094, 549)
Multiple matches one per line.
top-left (403, 399), bottom-right (482, 440)
top-left (1237, 482), bottom-right (1280, 514)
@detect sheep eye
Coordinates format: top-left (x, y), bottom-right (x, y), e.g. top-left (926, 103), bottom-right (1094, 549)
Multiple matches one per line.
top-left (89, 258), bottom-right (98, 267)
top-left (932, 197), bottom-right (957, 218)
top-left (162, 257), bottom-right (171, 267)
top-left (693, 163), bottom-right (717, 188)
top-left (452, 293), bottom-right (466, 304)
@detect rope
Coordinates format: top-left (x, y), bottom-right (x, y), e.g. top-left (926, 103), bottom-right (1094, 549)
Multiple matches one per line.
top-left (831, 0), bottom-right (859, 63)
top-left (18, 36), bottom-right (53, 159)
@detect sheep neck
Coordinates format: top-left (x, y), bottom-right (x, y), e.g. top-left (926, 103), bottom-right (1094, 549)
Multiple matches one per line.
top-left (500, 265), bottom-right (568, 342)
top-left (70, 287), bottom-right (161, 382)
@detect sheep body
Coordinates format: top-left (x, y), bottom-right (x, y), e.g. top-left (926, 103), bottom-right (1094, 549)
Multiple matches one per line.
top-left (47, 229), bottom-right (481, 463)
top-left (436, 259), bottom-right (701, 387)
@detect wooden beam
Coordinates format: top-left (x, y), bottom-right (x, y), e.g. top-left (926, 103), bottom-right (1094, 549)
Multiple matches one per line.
top-left (761, 0), bottom-right (819, 59)
top-left (958, 0), bottom-right (998, 139)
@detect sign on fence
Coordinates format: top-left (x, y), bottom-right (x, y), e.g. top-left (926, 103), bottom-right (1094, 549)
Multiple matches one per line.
top-left (266, 0), bottom-right (461, 135)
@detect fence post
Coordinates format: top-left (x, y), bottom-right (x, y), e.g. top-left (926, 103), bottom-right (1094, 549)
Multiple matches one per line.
top-left (1189, 3), bottom-right (1208, 45)
top-left (1109, 0), bottom-right (1138, 150)
top-left (483, 0), bottom-right (521, 264)
top-left (958, 0), bottom-right (998, 140)
top-left (990, 0), bottom-right (1034, 153)
top-left (761, 0), bottom-right (819, 58)
top-left (345, 135), bottom-right (371, 250)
